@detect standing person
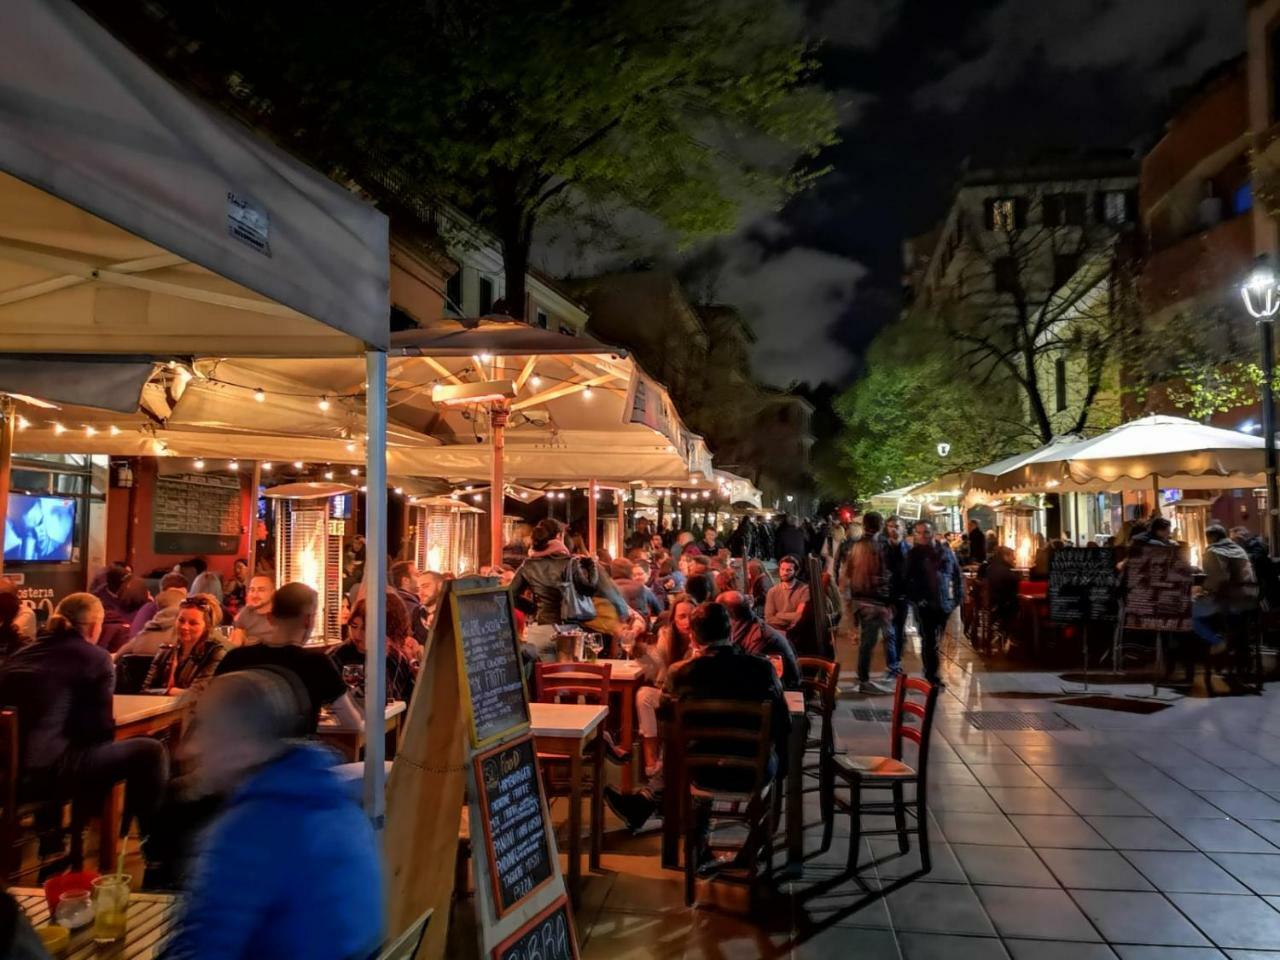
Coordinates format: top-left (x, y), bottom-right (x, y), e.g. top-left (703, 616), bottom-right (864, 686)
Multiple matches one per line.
top-left (509, 518), bottom-right (616, 659)
top-left (227, 574), bottom-right (275, 648)
top-left (698, 525), bottom-right (723, 555)
top-left (880, 516), bottom-right (909, 680)
top-left (160, 670), bottom-right (382, 960)
top-left (215, 583), bottom-right (360, 735)
top-left (764, 555), bottom-right (810, 652)
top-left (0, 593), bottom-right (168, 861)
top-left (1193, 524), bottom-right (1258, 655)
top-left (726, 516), bottom-right (753, 560)
top-left (904, 521), bottom-right (962, 687)
top-left (1232, 526), bottom-right (1278, 610)
top-left (844, 512), bottom-right (897, 694)
top-left (966, 519), bottom-right (987, 565)
top-left (820, 516), bottom-right (847, 578)
top-left (775, 515), bottom-right (807, 561)
top-left (502, 522), bottom-right (533, 571)
top-left (610, 559), bottom-right (663, 620)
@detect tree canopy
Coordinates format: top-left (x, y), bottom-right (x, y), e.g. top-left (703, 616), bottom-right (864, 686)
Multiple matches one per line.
top-left (132, 0), bottom-right (838, 316)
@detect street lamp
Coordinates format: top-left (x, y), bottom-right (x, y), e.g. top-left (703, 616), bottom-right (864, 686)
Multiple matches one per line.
top-left (1241, 256), bottom-right (1280, 556)
top-left (937, 442), bottom-right (951, 458)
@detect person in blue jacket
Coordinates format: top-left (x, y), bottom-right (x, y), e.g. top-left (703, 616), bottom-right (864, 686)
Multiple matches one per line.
top-left (161, 668), bottom-right (383, 960)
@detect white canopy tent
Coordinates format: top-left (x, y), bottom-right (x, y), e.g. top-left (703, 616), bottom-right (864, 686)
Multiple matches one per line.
top-left (990, 416), bottom-right (1266, 494)
top-left (0, 0), bottom-right (391, 823)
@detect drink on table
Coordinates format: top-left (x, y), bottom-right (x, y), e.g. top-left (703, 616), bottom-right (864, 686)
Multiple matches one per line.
top-left (91, 874), bottom-right (129, 943)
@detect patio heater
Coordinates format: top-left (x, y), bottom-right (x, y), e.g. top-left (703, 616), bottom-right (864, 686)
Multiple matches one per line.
top-left (1241, 258), bottom-right (1280, 556)
top-left (410, 495), bottom-right (482, 575)
top-left (995, 503), bottom-right (1038, 569)
top-left (264, 482), bottom-right (351, 645)
top-left (1171, 499), bottom-right (1212, 568)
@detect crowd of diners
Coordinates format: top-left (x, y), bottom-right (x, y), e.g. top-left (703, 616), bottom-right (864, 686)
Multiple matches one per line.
top-left (0, 509), bottom-right (865, 957)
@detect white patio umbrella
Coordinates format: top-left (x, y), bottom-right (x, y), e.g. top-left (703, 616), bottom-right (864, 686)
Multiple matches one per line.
top-left (991, 415), bottom-right (1266, 494)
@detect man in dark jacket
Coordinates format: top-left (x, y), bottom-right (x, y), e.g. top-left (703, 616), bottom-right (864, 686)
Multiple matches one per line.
top-left (904, 521), bottom-right (962, 686)
top-left (966, 519), bottom-right (987, 565)
top-left (1233, 526), bottom-right (1278, 610)
top-left (881, 516), bottom-right (909, 679)
top-left (604, 602), bottom-right (790, 846)
top-left (1130, 516), bottom-right (1174, 548)
top-left (718, 590), bottom-right (800, 690)
top-left (775, 515), bottom-right (808, 561)
top-left (609, 558), bottom-right (663, 619)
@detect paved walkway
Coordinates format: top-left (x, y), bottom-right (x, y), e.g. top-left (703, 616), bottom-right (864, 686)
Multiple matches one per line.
top-left (564, 627), bottom-right (1280, 958)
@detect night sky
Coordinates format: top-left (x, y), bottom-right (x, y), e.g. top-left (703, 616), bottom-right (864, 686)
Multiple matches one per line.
top-left (540, 0), bottom-right (1242, 390)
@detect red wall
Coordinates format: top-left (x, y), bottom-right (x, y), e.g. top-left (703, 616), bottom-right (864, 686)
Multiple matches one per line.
top-left (106, 458), bottom-right (252, 579)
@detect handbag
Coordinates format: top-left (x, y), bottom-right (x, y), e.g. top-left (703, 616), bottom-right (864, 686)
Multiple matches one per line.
top-left (560, 556), bottom-right (598, 622)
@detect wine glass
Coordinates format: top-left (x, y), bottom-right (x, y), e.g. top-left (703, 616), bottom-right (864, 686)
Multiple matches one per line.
top-left (585, 633), bottom-right (604, 662)
top-left (619, 633), bottom-right (636, 661)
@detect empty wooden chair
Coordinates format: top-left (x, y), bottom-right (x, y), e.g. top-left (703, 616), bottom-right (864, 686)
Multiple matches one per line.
top-left (797, 657), bottom-right (840, 851)
top-left (825, 675), bottom-right (939, 874)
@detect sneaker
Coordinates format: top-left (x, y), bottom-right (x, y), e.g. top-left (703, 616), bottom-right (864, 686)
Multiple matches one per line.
top-left (883, 668), bottom-right (903, 681)
top-left (604, 786), bottom-right (657, 834)
top-left (857, 680), bottom-right (894, 695)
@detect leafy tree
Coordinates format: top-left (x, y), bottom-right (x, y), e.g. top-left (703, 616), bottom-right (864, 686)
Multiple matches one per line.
top-left (91, 0), bottom-right (838, 318)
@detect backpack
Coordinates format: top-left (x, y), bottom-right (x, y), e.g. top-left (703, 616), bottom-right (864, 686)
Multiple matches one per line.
top-left (560, 556), bottom-right (598, 622)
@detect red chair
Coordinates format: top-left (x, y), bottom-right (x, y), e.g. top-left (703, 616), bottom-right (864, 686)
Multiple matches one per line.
top-left (825, 676), bottom-right (940, 874)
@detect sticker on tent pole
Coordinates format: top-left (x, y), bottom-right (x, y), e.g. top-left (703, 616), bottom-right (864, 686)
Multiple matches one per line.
top-left (226, 192), bottom-right (271, 256)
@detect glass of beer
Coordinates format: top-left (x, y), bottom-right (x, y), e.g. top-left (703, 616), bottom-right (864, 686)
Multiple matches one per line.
top-left (91, 874), bottom-right (130, 943)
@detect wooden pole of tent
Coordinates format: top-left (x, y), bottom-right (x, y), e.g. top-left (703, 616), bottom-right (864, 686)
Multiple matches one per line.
top-left (0, 399), bottom-right (12, 577)
top-left (588, 479), bottom-right (598, 556)
top-left (490, 404), bottom-right (509, 568)
top-left (246, 461), bottom-right (261, 573)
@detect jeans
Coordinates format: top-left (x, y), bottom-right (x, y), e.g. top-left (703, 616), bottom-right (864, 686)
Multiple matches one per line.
top-left (890, 600), bottom-right (909, 674)
top-left (1191, 598), bottom-right (1220, 648)
top-left (854, 606), bottom-right (896, 683)
top-left (916, 605), bottom-right (948, 683)
top-left (70, 737), bottom-right (170, 839)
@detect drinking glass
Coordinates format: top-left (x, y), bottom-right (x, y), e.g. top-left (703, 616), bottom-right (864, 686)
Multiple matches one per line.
top-left (619, 634), bottom-right (636, 660)
top-left (91, 874), bottom-right (129, 943)
top-left (585, 634), bottom-right (603, 662)
top-left (53, 889), bottom-right (93, 930)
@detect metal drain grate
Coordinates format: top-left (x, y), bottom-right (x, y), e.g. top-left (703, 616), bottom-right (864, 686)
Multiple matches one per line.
top-left (849, 707), bottom-right (894, 722)
top-left (964, 711), bottom-right (1076, 731)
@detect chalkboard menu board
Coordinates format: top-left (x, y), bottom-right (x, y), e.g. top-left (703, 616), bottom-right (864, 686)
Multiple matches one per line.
top-left (492, 898), bottom-right (577, 960)
top-left (1124, 545), bottom-right (1193, 632)
top-left (474, 735), bottom-right (554, 917)
top-left (1049, 548), bottom-right (1119, 623)
top-left (454, 586), bottom-right (529, 746)
top-left (153, 473), bottom-right (242, 555)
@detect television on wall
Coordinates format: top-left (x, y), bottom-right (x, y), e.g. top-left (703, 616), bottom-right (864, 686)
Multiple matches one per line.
top-left (3, 493), bottom-right (77, 562)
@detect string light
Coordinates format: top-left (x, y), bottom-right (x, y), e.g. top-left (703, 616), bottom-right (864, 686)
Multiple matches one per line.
top-left (229, 460), bottom-right (239, 471)
top-left (263, 462), bottom-right (273, 472)
top-left (317, 396), bottom-right (331, 412)
top-left (108, 425), bottom-right (120, 436)
top-left (194, 458), bottom-right (205, 470)
top-left (394, 487), bottom-right (403, 495)
top-left (254, 388), bottom-right (266, 403)
top-left (15, 416), bottom-right (28, 431)
top-left (52, 422), bottom-right (66, 435)
top-left (583, 385), bottom-right (593, 398)
top-left (479, 353), bottom-right (492, 363)
top-left (350, 467), bottom-right (360, 477)
top-left (324, 470), bottom-right (335, 480)
top-left (346, 441), bottom-right (357, 453)
top-left (531, 375), bottom-right (542, 388)
top-left (473, 493), bottom-right (483, 502)
top-left (84, 426), bottom-right (96, 437)
top-left (293, 461), bottom-right (304, 469)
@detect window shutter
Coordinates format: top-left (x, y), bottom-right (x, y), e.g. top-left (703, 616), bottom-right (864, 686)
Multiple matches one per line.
top-left (1014, 197), bottom-right (1029, 229)
top-left (984, 198), bottom-right (996, 230)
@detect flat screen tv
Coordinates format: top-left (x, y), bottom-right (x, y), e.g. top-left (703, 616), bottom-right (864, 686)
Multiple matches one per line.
top-left (4, 493), bottom-right (77, 562)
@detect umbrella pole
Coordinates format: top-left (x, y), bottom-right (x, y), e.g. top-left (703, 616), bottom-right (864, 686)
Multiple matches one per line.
top-left (363, 349), bottom-right (388, 830)
top-left (490, 404), bottom-right (509, 568)
top-left (1151, 475), bottom-right (1160, 517)
top-left (246, 460), bottom-right (261, 573)
top-left (0, 398), bottom-right (13, 578)
top-left (588, 479), bottom-right (598, 557)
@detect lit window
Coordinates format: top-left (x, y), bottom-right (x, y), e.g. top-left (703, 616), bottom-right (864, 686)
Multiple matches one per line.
top-left (1101, 191), bottom-right (1129, 225)
top-left (988, 198), bottom-right (1018, 231)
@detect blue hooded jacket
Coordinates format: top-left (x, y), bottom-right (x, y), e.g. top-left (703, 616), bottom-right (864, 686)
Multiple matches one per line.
top-left (163, 744), bottom-right (383, 960)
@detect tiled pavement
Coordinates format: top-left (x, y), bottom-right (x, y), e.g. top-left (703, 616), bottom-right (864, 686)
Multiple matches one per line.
top-left (547, 630), bottom-right (1280, 958)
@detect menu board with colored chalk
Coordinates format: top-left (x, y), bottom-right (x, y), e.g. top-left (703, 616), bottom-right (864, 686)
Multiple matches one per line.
top-left (492, 897), bottom-right (578, 960)
top-left (1049, 547), bottom-right (1119, 623)
top-left (453, 585), bottom-right (529, 746)
top-left (473, 734), bottom-right (554, 916)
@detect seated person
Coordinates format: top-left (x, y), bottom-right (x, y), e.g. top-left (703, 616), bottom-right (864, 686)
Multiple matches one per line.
top-left (1193, 523), bottom-right (1259, 656)
top-left (609, 558), bottom-right (664, 621)
top-left (0, 593), bottom-right (168, 859)
top-left (605, 601), bottom-right (789, 849)
top-left (227, 574), bottom-right (275, 648)
top-left (625, 597), bottom-right (696, 778)
top-left (717, 590), bottom-right (800, 690)
top-left (216, 582), bottom-right (361, 735)
top-left (116, 587), bottom-right (187, 658)
top-left (681, 554), bottom-right (717, 604)
top-left (144, 595), bottom-right (228, 698)
top-left (411, 571), bottom-right (445, 648)
top-left (160, 669), bottom-right (382, 960)
top-left (130, 572), bottom-right (190, 637)
top-left (333, 592), bottom-right (416, 704)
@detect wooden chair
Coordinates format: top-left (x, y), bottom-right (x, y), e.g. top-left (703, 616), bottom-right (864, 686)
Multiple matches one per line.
top-left (671, 699), bottom-right (775, 907)
top-left (797, 657), bottom-right (840, 851)
top-left (825, 675), bottom-right (939, 874)
top-left (376, 908), bottom-right (432, 960)
top-left (0, 707), bottom-right (74, 883)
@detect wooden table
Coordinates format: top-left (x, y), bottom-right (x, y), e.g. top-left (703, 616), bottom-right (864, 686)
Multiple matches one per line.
top-left (12, 886), bottom-right (178, 959)
top-left (595, 658), bottom-right (644, 791)
top-left (317, 700), bottom-right (406, 762)
top-left (529, 702), bottom-right (606, 910)
top-left (661, 690), bottom-right (808, 876)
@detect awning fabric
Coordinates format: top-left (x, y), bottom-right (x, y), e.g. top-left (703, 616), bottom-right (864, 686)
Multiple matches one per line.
top-left (0, 357), bottom-right (152, 412)
top-left (992, 416), bottom-right (1265, 493)
top-left (0, 0), bottom-right (389, 355)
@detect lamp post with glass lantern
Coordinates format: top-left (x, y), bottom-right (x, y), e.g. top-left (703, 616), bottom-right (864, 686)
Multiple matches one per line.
top-left (1241, 258), bottom-right (1280, 556)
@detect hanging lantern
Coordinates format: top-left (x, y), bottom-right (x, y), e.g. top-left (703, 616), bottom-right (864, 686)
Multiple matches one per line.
top-left (264, 481), bottom-right (353, 645)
